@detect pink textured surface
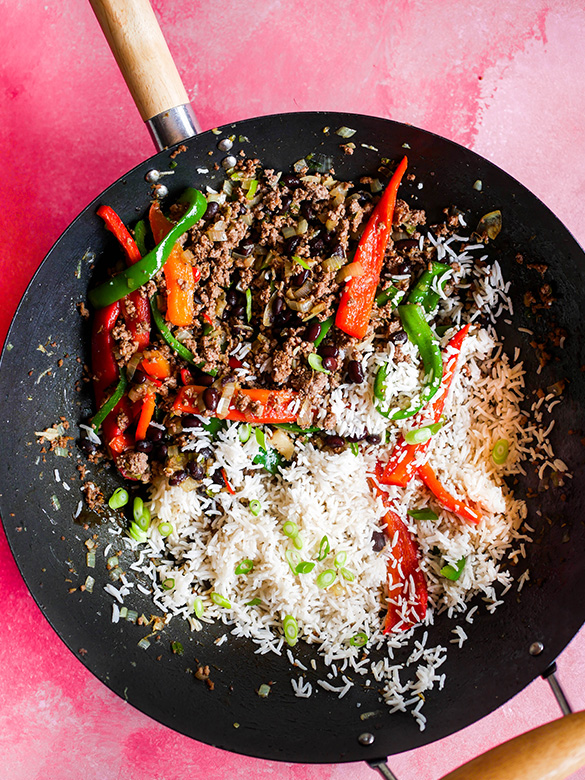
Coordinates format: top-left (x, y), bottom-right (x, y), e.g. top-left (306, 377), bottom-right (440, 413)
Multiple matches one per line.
top-left (2, 1), bottom-right (585, 778)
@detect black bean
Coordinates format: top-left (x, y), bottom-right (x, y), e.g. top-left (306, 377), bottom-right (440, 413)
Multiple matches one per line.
top-left (78, 439), bottom-right (96, 457)
top-left (356, 191), bottom-right (372, 204)
top-left (182, 414), bottom-right (202, 429)
top-left (394, 260), bottom-right (412, 275)
top-left (192, 370), bottom-right (215, 387)
top-left (135, 439), bottom-right (153, 454)
top-left (232, 304), bottom-right (246, 319)
top-left (153, 443), bottom-right (168, 461)
top-left (212, 470), bottom-right (226, 485)
top-left (372, 531), bottom-right (386, 552)
top-left (304, 321), bottom-right (322, 343)
top-left (146, 423), bottom-right (164, 442)
top-left (236, 240), bottom-right (255, 257)
top-left (200, 446), bottom-right (214, 460)
top-left (391, 329), bottom-right (408, 345)
top-left (203, 387), bottom-right (219, 412)
top-left (193, 292), bottom-right (203, 305)
top-left (329, 241), bottom-right (344, 258)
top-left (279, 193), bottom-right (293, 214)
top-left (204, 201), bottom-right (219, 220)
top-left (169, 470), bottom-right (188, 486)
top-left (347, 359), bottom-right (365, 384)
top-left (284, 235), bottom-right (302, 256)
top-left (322, 356), bottom-right (337, 372)
top-left (324, 231), bottom-right (338, 247)
top-left (323, 434), bottom-right (345, 449)
top-left (226, 288), bottom-right (239, 307)
top-left (292, 267), bottom-right (309, 287)
top-left (366, 433), bottom-right (382, 445)
top-left (300, 201), bottom-right (316, 221)
top-left (186, 460), bottom-right (204, 480)
top-left (133, 369), bottom-right (148, 385)
top-left (280, 173), bottom-right (301, 188)
top-left (346, 433), bottom-right (367, 442)
top-left (287, 313), bottom-right (303, 329)
top-left (273, 311), bottom-right (291, 330)
top-left (319, 344), bottom-right (339, 359)
top-left (394, 239), bottom-right (418, 253)
top-left (309, 235), bottom-right (325, 255)
top-left (273, 296), bottom-right (285, 316)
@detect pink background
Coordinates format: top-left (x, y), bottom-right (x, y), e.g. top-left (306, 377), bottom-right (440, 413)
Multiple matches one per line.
top-left (2, 0), bottom-right (585, 777)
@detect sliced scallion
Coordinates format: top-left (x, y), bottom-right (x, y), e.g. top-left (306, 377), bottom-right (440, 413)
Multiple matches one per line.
top-left (127, 523), bottom-right (147, 543)
top-left (193, 597), bottom-right (204, 618)
top-left (211, 592), bottom-right (231, 609)
top-left (292, 534), bottom-right (304, 550)
top-left (245, 288), bottom-right (252, 322)
top-left (162, 578), bottom-right (175, 590)
top-left (340, 567), bottom-right (355, 582)
top-left (255, 427), bottom-right (267, 450)
top-left (246, 597), bottom-right (262, 606)
top-left (285, 548), bottom-right (301, 575)
top-left (239, 423), bottom-right (252, 443)
top-left (295, 561), bottom-right (315, 575)
top-left (316, 569), bottom-right (336, 589)
top-left (334, 551), bottom-right (347, 568)
top-left (293, 255), bottom-right (311, 270)
top-left (235, 559), bottom-right (254, 575)
top-left (283, 615), bottom-right (299, 647)
top-left (308, 353), bottom-right (331, 374)
top-left (171, 641), bottom-right (184, 655)
top-left (249, 499), bottom-right (262, 516)
top-left (317, 535), bottom-right (330, 561)
top-left (108, 487), bottom-right (129, 510)
top-left (350, 631), bottom-right (368, 647)
top-left (403, 420), bottom-right (444, 445)
top-left (246, 179), bottom-right (259, 200)
top-left (282, 520), bottom-right (299, 538)
top-left (491, 438), bottom-right (509, 465)
top-left (350, 441), bottom-right (359, 456)
top-left (158, 521), bottom-right (174, 537)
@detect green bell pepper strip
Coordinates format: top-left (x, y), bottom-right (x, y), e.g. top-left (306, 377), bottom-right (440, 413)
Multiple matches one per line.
top-left (407, 261), bottom-right (451, 312)
top-left (89, 188), bottom-right (208, 309)
top-left (133, 219), bottom-right (149, 258)
top-left (375, 285), bottom-right (405, 308)
top-left (374, 304), bottom-right (443, 420)
top-left (149, 296), bottom-right (218, 377)
top-left (313, 316), bottom-right (334, 349)
top-left (91, 369), bottom-right (128, 431)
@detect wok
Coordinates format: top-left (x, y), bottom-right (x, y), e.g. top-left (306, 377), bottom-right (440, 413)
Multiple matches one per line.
top-left (1, 0), bottom-right (585, 774)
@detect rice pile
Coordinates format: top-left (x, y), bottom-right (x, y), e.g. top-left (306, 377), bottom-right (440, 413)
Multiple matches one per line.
top-left (103, 230), bottom-right (565, 730)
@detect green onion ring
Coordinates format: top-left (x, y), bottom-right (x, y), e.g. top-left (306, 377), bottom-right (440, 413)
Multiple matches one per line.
top-left (283, 615), bottom-right (299, 647)
top-left (108, 487), bottom-right (129, 510)
top-left (235, 559), bottom-right (254, 575)
top-left (316, 569), bottom-right (336, 589)
top-left (210, 592), bottom-right (231, 609)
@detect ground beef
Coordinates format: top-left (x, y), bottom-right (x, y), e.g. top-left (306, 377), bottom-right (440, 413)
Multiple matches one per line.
top-left (115, 451), bottom-right (151, 482)
top-left (82, 481), bottom-right (104, 511)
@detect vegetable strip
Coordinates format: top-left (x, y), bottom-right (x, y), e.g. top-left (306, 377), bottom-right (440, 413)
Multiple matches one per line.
top-left (416, 462), bottom-right (480, 524)
top-left (174, 385), bottom-right (298, 424)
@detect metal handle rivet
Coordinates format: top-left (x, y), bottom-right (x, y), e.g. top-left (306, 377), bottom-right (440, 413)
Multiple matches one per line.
top-left (529, 641), bottom-right (544, 656)
top-left (218, 138), bottom-right (233, 152)
top-left (359, 732), bottom-right (375, 746)
top-left (221, 155), bottom-right (237, 169)
top-left (145, 169), bottom-right (161, 183)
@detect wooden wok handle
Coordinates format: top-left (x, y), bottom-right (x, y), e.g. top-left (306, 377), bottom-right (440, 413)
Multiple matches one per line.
top-left (439, 711), bottom-right (585, 780)
top-left (88, 0), bottom-right (189, 122)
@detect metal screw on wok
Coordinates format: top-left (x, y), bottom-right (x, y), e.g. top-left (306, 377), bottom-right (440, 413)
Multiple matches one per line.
top-left (364, 641), bottom-right (574, 779)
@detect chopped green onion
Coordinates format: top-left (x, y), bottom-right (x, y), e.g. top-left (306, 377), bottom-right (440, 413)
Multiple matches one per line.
top-left (292, 534), bottom-right (304, 550)
top-left (316, 569), bottom-right (336, 589)
top-left (246, 597), bottom-right (262, 606)
top-left (249, 499), bottom-right (262, 516)
top-left (119, 606), bottom-right (128, 619)
top-left (255, 427), bottom-right (267, 450)
top-left (308, 353), bottom-right (331, 374)
top-left (171, 641), bottom-right (184, 655)
top-left (491, 438), bottom-right (509, 465)
top-left (162, 578), bottom-right (175, 590)
top-left (193, 597), bottom-right (204, 618)
top-left (50, 494), bottom-right (61, 511)
top-left (350, 441), bottom-right (359, 456)
top-left (295, 561), bottom-right (315, 575)
top-left (133, 497), bottom-right (144, 523)
top-left (283, 615), bottom-right (299, 647)
top-left (317, 535), bottom-right (330, 561)
top-left (313, 317), bottom-right (333, 349)
top-left (235, 559), bottom-right (254, 575)
top-left (282, 520), bottom-right (299, 538)
top-left (336, 126), bottom-right (356, 138)
top-left (107, 555), bottom-right (119, 570)
top-left (137, 637), bottom-right (151, 650)
top-left (239, 423), bottom-right (252, 443)
top-left (84, 575), bottom-right (95, 593)
top-left (257, 683), bottom-right (271, 697)
top-left (86, 551), bottom-right (96, 568)
top-left (133, 497), bottom-right (151, 531)
top-left (245, 288), bottom-right (252, 322)
top-left (108, 487), bottom-right (129, 510)
top-left (285, 548), bottom-right (301, 575)
top-left (246, 179), bottom-right (259, 200)
top-left (158, 521), bottom-right (173, 537)
top-left (403, 421), bottom-right (443, 445)
top-left (127, 522), bottom-right (147, 543)
top-left (334, 551), bottom-right (347, 568)
top-left (350, 631), bottom-right (368, 647)
top-left (407, 508), bottom-right (438, 521)
top-left (293, 255), bottom-right (311, 270)
top-left (125, 609), bottom-right (138, 623)
top-left (340, 567), bottom-right (355, 582)
top-left (211, 592), bottom-right (231, 609)
top-left (441, 556), bottom-right (466, 581)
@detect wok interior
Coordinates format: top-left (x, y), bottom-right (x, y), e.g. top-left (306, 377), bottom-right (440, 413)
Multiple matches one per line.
top-left (1, 113), bottom-right (584, 763)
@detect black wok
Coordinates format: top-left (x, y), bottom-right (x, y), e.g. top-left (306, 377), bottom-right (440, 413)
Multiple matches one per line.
top-left (1, 0), bottom-right (585, 771)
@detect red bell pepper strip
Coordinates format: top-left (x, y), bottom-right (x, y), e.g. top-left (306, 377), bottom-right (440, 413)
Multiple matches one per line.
top-left (335, 156), bottom-right (408, 339)
top-left (97, 205), bottom-right (142, 265)
top-left (149, 203), bottom-right (196, 327)
top-left (135, 393), bottom-right (156, 441)
top-left (141, 350), bottom-right (171, 380)
top-left (173, 386), bottom-right (298, 424)
top-left (221, 468), bottom-right (236, 495)
top-left (379, 324), bottom-right (470, 487)
top-left (416, 462), bottom-right (480, 524)
top-left (370, 480), bottom-right (428, 632)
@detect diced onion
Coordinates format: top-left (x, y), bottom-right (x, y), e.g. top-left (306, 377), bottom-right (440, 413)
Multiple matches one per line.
top-left (269, 429), bottom-right (295, 460)
top-left (288, 279), bottom-right (313, 300)
top-left (336, 261), bottom-right (365, 283)
top-left (297, 397), bottom-right (313, 427)
top-left (296, 218), bottom-right (309, 235)
top-left (322, 256), bottom-right (344, 272)
top-left (125, 351), bottom-right (143, 381)
top-left (216, 382), bottom-right (237, 419)
top-left (335, 126), bottom-right (356, 138)
top-left (287, 298), bottom-right (314, 313)
top-left (282, 225), bottom-right (297, 239)
top-left (207, 221), bottom-right (227, 242)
